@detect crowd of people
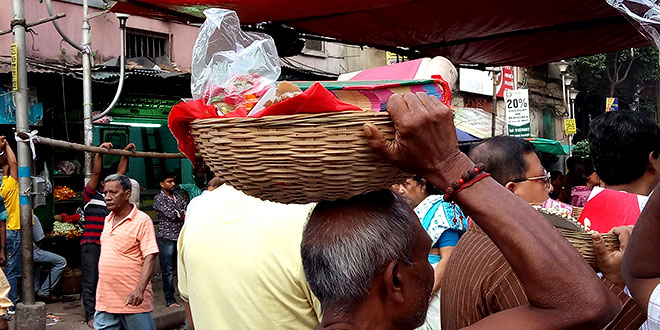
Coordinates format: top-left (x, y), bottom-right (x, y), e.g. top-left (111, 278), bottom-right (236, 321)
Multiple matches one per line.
top-left (172, 93), bottom-right (660, 330)
top-left (0, 91), bottom-right (657, 330)
top-left (0, 138), bottom-right (195, 329)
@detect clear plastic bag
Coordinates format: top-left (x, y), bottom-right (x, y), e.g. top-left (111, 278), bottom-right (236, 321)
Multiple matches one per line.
top-left (191, 8), bottom-right (281, 114)
top-left (607, 0), bottom-right (660, 51)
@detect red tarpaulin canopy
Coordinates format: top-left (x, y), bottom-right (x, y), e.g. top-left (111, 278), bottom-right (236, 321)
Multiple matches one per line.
top-left (111, 0), bottom-right (649, 66)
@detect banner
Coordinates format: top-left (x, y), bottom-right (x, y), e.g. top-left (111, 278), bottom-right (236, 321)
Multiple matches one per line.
top-left (606, 97), bottom-right (619, 112)
top-left (458, 66), bottom-right (517, 97)
top-left (505, 89), bottom-right (530, 137)
top-left (564, 118), bottom-right (577, 135)
top-left (10, 44), bottom-right (18, 91)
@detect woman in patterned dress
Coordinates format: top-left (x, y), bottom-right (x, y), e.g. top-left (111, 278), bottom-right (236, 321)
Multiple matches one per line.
top-left (398, 175), bottom-right (468, 330)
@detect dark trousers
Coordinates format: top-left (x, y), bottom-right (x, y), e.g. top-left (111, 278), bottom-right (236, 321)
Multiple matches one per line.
top-left (81, 243), bottom-right (100, 322)
top-left (157, 237), bottom-right (177, 306)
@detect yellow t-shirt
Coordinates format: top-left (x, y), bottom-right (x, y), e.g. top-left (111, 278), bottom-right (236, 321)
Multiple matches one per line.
top-left (1, 176), bottom-right (20, 230)
top-left (177, 185), bottom-right (322, 329)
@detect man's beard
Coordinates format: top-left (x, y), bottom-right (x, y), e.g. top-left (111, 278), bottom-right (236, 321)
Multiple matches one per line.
top-left (395, 293), bottom-right (431, 330)
top-left (394, 268), bottom-right (433, 330)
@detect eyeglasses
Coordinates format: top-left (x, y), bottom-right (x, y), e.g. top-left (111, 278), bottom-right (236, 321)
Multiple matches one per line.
top-left (512, 171), bottom-right (551, 185)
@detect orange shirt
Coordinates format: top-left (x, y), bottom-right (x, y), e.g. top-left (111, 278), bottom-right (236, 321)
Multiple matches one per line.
top-left (96, 204), bottom-right (159, 314)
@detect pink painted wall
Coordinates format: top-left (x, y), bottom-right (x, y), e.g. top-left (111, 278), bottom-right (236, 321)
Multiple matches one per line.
top-left (0, 0), bottom-right (199, 71)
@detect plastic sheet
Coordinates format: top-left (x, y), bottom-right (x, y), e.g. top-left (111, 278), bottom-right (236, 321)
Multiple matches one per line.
top-left (607, 0), bottom-right (660, 51)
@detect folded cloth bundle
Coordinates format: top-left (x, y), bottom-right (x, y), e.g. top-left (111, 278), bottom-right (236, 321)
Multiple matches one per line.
top-left (169, 82), bottom-right (362, 162)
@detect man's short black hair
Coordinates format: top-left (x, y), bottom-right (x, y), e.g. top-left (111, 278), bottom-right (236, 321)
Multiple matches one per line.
top-left (583, 158), bottom-right (595, 177)
top-left (468, 136), bottom-right (537, 186)
top-left (588, 111), bottom-right (660, 185)
top-left (158, 171), bottom-right (176, 183)
top-left (566, 156), bottom-right (583, 173)
top-left (550, 170), bottom-right (563, 181)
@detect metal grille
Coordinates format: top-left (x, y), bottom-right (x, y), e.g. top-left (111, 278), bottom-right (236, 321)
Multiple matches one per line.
top-left (126, 30), bottom-right (168, 59)
top-left (304, 39), bottom-right (324, 52)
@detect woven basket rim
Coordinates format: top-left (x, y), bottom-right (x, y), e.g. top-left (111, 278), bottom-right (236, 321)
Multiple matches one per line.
top-left (191, 111), bottom-right (391, 126)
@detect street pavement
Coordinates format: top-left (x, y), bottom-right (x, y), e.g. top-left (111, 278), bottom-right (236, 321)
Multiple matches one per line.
top-left (8, 274), bottom-right (186, 330)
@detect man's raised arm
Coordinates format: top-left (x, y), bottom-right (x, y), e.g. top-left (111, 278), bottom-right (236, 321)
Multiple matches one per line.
top-left (88, 142), bottom-right (113, 191)
top-left (366, 92), bottom-right (620, 329)
top-left (117, 143), bottom-right (136, 175)
top-left (0, 137), bottom-right (18, 181)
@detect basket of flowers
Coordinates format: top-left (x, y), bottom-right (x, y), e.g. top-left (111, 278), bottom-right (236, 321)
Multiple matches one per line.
top-left (53, 186), bottom-right (76, 201)
top-left (51, 213), bottom-right (84, 240)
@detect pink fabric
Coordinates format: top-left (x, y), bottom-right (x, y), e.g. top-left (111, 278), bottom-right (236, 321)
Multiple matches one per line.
top-left (350, 59), bottom-right (424, 81)
top-left (541, 198), bottom-right (574, 213)
top-left (570, 186), bottom-right (592, 207)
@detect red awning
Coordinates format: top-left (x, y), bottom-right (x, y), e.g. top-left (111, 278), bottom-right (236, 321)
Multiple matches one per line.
top-left (111, 0), bottom-right (649, 66)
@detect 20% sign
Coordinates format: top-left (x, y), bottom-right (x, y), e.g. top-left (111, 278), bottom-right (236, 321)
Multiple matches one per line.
top-left (506, 96), bottom-right (528, 109)
top-left (505, 89), bottom-right (530, 137)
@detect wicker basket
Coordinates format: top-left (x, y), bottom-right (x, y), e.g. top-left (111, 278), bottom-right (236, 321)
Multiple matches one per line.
top-left (60, 267), bottom-right (82, 294)
top-left (572, 207), bottom-right (583, 219)
top-left (191, 111), bottom-right (409, 204)
top-left (558, 228), bottom-right (619, 270)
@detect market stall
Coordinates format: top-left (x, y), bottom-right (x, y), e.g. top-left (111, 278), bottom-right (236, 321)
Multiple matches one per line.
top-left (526, 137), bottom-right (569, 155)
top-left (111, 0), bottom-right (648, 66)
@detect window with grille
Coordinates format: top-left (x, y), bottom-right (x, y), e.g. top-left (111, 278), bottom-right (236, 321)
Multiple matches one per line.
top-left (304, 39), bottom-right (324, 52)
top-left (126, 29), bottom-right (170, 59)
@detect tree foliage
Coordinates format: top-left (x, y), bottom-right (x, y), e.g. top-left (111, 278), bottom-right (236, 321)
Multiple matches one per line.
top-left (572, 140), bottom-right (590, 158)
top-left (573, 45), bottom-right (660, 116)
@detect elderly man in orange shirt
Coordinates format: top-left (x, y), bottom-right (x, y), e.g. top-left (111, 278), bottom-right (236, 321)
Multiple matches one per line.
top-left (94, 174), bottom-right (159, 330)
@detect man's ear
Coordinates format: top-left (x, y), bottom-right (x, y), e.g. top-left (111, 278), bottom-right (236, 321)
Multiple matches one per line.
top-left (383, 260), bottom-right (405, 304)
top-left (505, 181), bottom-right (516, 192)
top-left (648, 151), bottom-right (660, 173)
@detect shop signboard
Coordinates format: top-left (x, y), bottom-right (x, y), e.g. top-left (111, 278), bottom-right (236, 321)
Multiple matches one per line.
top-left (505, 89), bottom-right (530, 137)
top-left (606, 97), bottom-right (619, 111)
top-left (459, 66), bottom-right (517, 97)
top-left (11, 44), bottom-right (18, 91)
top-left (564, 118), bottom-right (577, 135)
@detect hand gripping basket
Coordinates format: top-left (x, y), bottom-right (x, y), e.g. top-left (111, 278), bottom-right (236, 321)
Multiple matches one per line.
top-left (190, 111), bottom-right (409, 204)
top-left (558, 228), bottom-right (620, 270)
top-left (536, 205), bottom-right (619, 271)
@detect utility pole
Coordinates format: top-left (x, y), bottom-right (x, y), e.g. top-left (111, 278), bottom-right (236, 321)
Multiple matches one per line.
top-left (491, 77), bottom-right (498, 137)
top-left (82, 0), bottom-right (93, 183)
top-left (486, 67), bottom-right (502, 137)
top-left (11, 0), bottom-right (45, 328)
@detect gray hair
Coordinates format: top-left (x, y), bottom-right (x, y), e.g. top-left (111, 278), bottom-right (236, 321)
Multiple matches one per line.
top-left (301, 190), bottom-right (417, 315)
top-left (104, 174), bottom-right (132, 191)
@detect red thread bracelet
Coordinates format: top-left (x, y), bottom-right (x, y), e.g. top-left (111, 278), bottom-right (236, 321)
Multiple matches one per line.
top-left (443, 163), bottom-right (489, 201)
top-left (453, 173), bottom-right (490, 196)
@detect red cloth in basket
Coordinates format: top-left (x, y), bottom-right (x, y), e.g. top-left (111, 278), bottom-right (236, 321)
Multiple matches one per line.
top-left (169, 82), bottom-right (362, 163)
